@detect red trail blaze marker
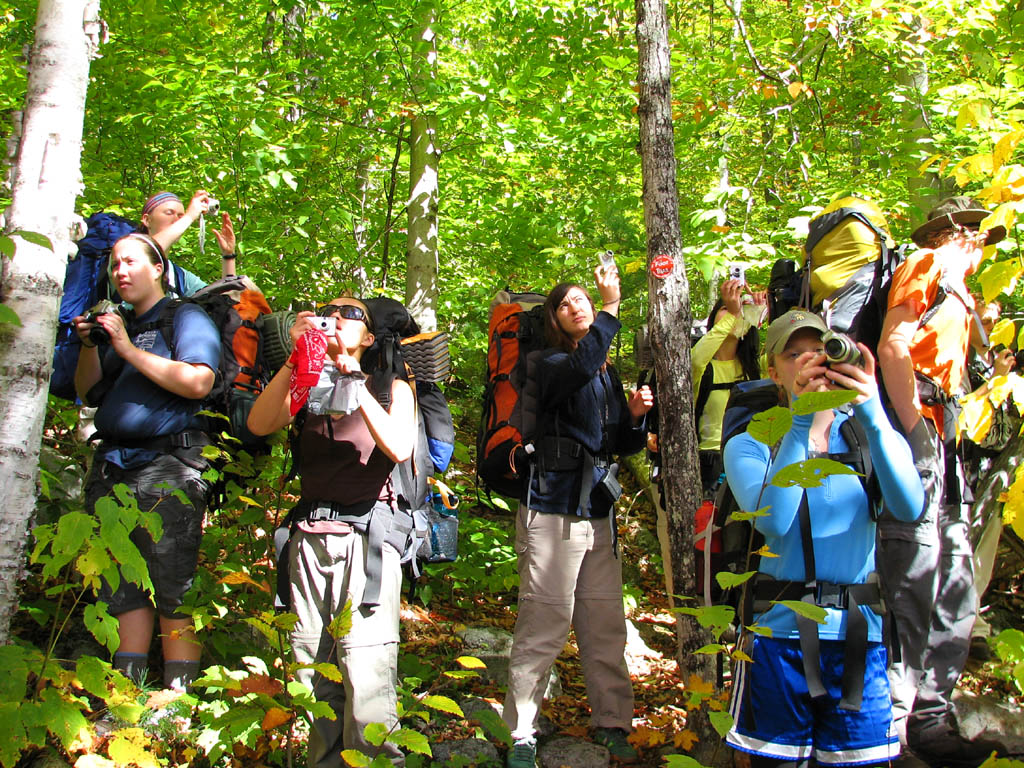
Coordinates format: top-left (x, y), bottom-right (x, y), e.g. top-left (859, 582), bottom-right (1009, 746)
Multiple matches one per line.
top-left (650, 254), bottom-right (674, 279)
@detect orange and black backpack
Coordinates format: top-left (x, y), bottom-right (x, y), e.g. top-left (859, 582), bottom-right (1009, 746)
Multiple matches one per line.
top-left (156, 275), bottom-right (288, 449)
top-left (477, 290), bottom-right (548, 499)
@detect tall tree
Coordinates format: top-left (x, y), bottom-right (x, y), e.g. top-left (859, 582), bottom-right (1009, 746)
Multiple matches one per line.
top-left (635, 0), bottom-right (718, 756)
top-left (406, 0), bottom-right (440, 331)
top-left (0, 0), bottom-right (102, 645)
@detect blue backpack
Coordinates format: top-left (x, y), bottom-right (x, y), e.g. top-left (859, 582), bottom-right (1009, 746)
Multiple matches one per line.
top-left (50, 212), bottom-right (189, 401)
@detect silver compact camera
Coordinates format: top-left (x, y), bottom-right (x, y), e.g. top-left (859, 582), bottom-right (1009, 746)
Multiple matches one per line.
top-left (726, 263), bottom-right (746, 282)
top-left (822, 329), bottom-right (862, 367)
top-left (206, 197), bottom-right (220, 216)
top-left (311, 316), bottom-right (337, 335)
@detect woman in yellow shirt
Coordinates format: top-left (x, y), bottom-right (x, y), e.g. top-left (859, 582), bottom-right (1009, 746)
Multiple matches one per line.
top-left (691, 278), bottom-right (763, 493)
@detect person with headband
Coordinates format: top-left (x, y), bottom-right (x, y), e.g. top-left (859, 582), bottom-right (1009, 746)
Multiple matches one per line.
top-left (72, 232), bottom-right (221, 692)
top-left (723, 309), bottom-right (923, 768)
top-left (139, 189), bottom-right (238, 289)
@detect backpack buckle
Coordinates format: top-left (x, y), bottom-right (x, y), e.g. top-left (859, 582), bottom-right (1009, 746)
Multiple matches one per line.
top-left (815, 582), bottom-right (844, 609)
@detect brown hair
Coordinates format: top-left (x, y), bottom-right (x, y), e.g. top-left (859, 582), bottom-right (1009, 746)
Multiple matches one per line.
top-left (543, 282), bottom-right (596, 352)
top-left (111, 233), bottom-right (168, 288)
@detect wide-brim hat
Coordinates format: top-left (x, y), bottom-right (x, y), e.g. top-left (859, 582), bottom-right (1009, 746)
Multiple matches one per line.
top-left (765, 309), bottom-right (828, 360)
top-left (910, 196), bottom-right (1006, 246)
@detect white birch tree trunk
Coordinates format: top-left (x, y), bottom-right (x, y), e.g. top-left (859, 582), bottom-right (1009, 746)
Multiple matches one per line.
top-left (405, 0), bottom-right (439, 332)
top-left (0, 0), bottom-right (101, 645)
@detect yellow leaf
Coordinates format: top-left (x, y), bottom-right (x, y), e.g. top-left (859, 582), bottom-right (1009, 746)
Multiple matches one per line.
top-left (624, 259), bottom-right (645, 274)
top-left (989, 374), bottom-right (1013, 408)
top-left (630, 725), bottom-right (666, 747)
top-left (674, 729), bottom-right (699, 750)
top-left (687, 673), bottom-right (714, 695)
top-left (455, 655), bottom-right (487, 669)
top-left (990, 319), bottom-right (1016, 348)
top-left (993, 129), bottom-right (1024, 172)
top-left (957, 100), bottom-right (992, 131)
top-left (711, 224), bottom-right (732, 234)
top-left (918, 154), bottom-right (942, 174)
top-left (978, 260), bottom-right (1023, 303)
top-left (218, 571), bottom-right (272, 592)
top-left (108, 728), bottom-right (160, 768)
top-left (237, 495), bottom-right (262, 507)
top-left (959, 394), bottom-right (993, 444)
top-left (981, 203), bottom-right (1017, 242)
top-left (732, 649), bottom-right (754, 663)
top-left (262, 707), bottom-right (292, 731)
top-left (978, 164), bottom-right (1024, 204)
top-left (1001, 464), bottom-right (1024, 539)
top-left (754, 544), bottom-right (779, 558)
top-left (787, 81), bottom-right (804, 99)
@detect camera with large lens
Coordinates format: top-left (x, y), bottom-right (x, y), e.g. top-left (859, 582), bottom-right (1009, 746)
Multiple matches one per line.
top-left (821, 329), bottom-right (862, 367)
top-left (83, 299), bottom-right (121, 345)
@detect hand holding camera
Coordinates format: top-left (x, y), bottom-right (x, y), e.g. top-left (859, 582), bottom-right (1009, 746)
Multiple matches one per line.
top-left (823, 339), bottom-right (878, 406)
top-left (594, 259), bottom-right (621, 310)
top-left (75, 299), bottom-right (126, 349)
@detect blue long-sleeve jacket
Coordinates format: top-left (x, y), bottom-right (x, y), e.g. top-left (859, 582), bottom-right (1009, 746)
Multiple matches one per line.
top-left (722, 394), bottom-right (924, 640)
top-left (523, 312), bottom-right (646, 517)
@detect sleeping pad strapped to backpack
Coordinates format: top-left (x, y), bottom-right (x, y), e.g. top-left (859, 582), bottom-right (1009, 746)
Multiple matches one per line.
top-left (477, 289), bottom-right (548, 499)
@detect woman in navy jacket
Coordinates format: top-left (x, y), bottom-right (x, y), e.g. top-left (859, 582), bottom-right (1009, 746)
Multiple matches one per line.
top-left (501, 265), bottom-right (653, 767)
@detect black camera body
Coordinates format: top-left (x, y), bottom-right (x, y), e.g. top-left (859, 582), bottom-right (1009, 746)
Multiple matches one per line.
top-left (83, 299), bottom-right (122, 345)
top-left (822, 329), bottom-right (862, 367)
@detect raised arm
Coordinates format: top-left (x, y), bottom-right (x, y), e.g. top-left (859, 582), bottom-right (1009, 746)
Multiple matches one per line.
top-left (149, 190), bottom-right (210, 255)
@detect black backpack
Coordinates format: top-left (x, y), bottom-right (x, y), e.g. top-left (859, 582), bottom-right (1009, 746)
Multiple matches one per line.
top-left (700, 380), bottom-right (879, 617)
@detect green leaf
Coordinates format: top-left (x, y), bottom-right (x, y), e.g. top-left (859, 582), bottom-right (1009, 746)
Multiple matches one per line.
top-left (84, 601), bottom-right (120, 654)
top-left (791, 389), bottom-right (857, 415)
top-left (709, 710), bottom-right (734, 738)
top-left (442, 669), bottom-right (479, 679)
top-left (747, 406), bottom-right (792, 446)
top-left (694, 643), bottom-right (727, 655)
top-left (770, 458), bottom-right (859, 489)
top-left (0, 703), bottom-right (27, 768)
top-left (327, 600), bottom-right (353, 640)
top-left (978, 259), bottom-right (1022, 303)
top-left (0, 303), bottom-right (21, 326)
top-left (363, 722), bottom-right (388, 747)
top-left (0, 236), bottom-right (15, 259)
top-left (715, 570), bottom-right (756, 590)
top-left (772, 600), bottom-right (828, 624)
top-left (469, 708), bottom-right (512, 746)
top-left (297, 662), bottom-right (344, 682)
top-left (388, 727), bottom-right (431, 755)
top-left (421, 694), bottom-right (463, 717)
top-left (76, 655), bottom-right (111, 699)
top-left (729, 507), bottom-right (770, 522)
top-left (12, 230), bottom-right (53, 251)
top-left (341, 749), bottom-right (371, 766)
top-left (664, 757), bottom-right (705, 768)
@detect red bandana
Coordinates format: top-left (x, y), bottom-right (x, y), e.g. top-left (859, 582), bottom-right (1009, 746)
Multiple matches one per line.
top-left (289, 330), bottom-right (329, 416)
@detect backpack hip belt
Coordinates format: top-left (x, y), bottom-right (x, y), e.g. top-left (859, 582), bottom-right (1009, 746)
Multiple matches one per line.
top-left (285, 498), bottom-right (414, 609)
top-left (95, 428), bottom-right (212, 453)
top-left (747, 572), bottom-right (884, 712)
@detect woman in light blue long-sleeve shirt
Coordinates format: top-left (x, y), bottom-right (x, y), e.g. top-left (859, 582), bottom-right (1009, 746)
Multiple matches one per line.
top-left (723, 310), bottom-right (923, 768)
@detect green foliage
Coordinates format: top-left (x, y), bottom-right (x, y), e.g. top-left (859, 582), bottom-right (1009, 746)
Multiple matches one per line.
top-left (771, 600), bottom-right (828, 624)
top-left (770, 458), bottom-right (860, 489)
top-left (747, 406), bottom-right (793, 447)
top-left (994, 628), bottom-right (1024, 694)
top-left (791, 390), bottom-right (857, 416)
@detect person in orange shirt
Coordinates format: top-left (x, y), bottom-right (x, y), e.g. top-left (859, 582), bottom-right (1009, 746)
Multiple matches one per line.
top-left (877, 197), bottom-right (1006, 768)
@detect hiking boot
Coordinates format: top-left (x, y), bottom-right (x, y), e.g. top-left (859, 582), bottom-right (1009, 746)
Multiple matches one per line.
top-left (506, 736), bottom-right (537, 768)
top-left (593, 727), bottom-right (639, 763)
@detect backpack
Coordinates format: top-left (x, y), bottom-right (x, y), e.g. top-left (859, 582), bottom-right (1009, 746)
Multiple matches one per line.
top-left (698, 379), bottom-right (878, 616)
top-left (362, 297), bottom-right (457, 565)
top-left (477, 289), bottom-right (548, 498)
top-left (155, 275), bottom-right (276, 449)
top-left (51, 212), bottom-right (190, 401)
top-left (767, 197), bottom-right (905, 349)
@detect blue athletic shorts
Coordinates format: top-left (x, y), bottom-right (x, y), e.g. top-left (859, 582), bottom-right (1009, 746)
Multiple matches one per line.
top-left (726, 635), bottom-right (899, 766)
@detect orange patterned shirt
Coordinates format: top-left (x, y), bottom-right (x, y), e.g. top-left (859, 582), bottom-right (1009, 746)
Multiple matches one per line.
top-left (887, 249), bottom-right (974, 440)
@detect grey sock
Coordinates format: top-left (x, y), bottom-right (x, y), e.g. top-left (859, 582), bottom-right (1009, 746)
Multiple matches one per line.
top-left (163, 659), bottom-right (201, 692)
top-left (112, 652), bottom-right (149, 686)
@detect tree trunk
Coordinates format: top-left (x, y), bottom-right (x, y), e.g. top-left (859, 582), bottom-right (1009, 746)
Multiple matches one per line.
top-left (405, 0), bottom-right (439, 332)
top-left (635, 0), bottom-right (720, 762)
top-left (0, 0), bottom-right (100, 646)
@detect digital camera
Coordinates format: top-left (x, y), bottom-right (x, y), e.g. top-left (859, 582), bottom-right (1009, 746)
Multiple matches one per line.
top-left (822, 329), bottom-right (862, 367)
top-left (311, 316), bottom-right (337, 335)
top-left (83, 299), bottom-right (122, 345)
top-left (599, 250), bottom-right (616, 268)
top-left (726, 262), bottom-right (746, 282)
top-left (206, 198), bottom-right (220, 216)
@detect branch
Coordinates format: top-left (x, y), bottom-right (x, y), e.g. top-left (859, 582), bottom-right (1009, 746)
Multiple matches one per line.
top-left (724, 0), bottom-right (785, 84)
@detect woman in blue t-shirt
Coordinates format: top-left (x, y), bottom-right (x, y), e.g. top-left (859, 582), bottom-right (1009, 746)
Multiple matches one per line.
top-left (73, 233), bottom-right (221, 691)
top-left (723, 310), bottom-right (924, 768)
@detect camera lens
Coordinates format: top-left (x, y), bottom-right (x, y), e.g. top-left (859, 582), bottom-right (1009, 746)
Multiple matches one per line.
top-left (88, 324), bottom-right (110, 345)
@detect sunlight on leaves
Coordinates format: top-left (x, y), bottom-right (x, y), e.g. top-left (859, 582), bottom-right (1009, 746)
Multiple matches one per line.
top-left (770, 458), bottom-right (859, 488)
top-left (791, 389), bottom-right (856, 415)
top-left (772, 600), bottom-right (828, 624)
top-left (748, 406), bottom-right (793, 447)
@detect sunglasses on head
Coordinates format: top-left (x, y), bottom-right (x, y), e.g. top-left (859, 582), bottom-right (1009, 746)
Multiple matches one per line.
top-left (316, 302), bottom-right (371, 327)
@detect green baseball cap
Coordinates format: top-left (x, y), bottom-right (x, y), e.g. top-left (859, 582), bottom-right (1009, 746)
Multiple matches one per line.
top-left (765, 309), bottom-right (827, 360)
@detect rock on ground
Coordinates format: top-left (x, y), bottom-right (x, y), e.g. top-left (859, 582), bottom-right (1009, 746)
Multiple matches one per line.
top-left (538, 735), bottom-right (610, 768)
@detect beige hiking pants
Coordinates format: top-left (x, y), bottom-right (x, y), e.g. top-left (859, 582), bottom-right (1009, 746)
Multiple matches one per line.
top-left (502, 505), bottom-right (634, 739)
